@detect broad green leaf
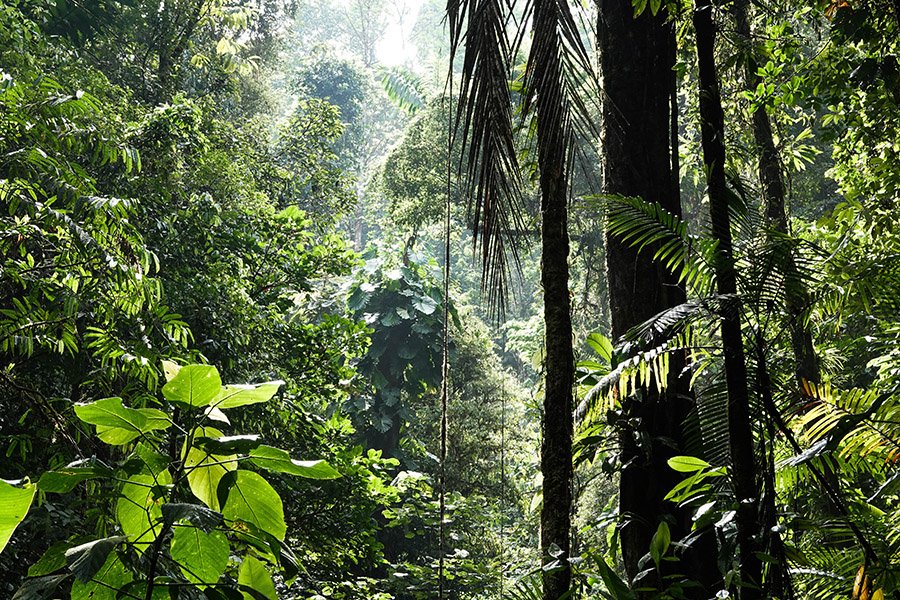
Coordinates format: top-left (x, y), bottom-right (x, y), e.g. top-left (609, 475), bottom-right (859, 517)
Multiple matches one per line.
top-left (185, 428), bottom-right (236, 511)
top-left (11, 574), bottom-right (69, 600)
top-left (37, 459), bottom-right (113, 493)
top-left (162, 360), bottom-right (181, 382)
top-left (0, 479), bottom-right (36, 553)
top-left (140, 408), bottom-right (172, 432)
top-left (664, 471), bottom-right (706, 502)
top-left (29, 541), bottom-right (75, 576)
top-left (74, 397), bottom-right (147, 433)
top-left (667, 456), bottom-right (711, 473)
top-left (95, 426), bottom-right (141, 445)
top-left (592, 555), bottom-right (635, 600)
top-left (70, 550), bottom-right (132, 599)
top-left (212, 381), bottom-right (283, 410)
top-left (219, 470), bottom-right (286, 541)
top-left (116, 472), bottom-right (170, 553)
top-left (97, 408), bottom-right (172, 446)
top-left (411, 295), bottom-right (437, 315)
top-left (163, 365), bottom-right (222, 408)
top-left (64, 537), bottom-right (125, 582)
top-left (237, 556), bottom-right (277, 600)
top-left (586, 333), bottom-right (614, 362)
top-left (649, 521), bottom-right (671, 566)
top-left (249, 446), bottom-right (341, 480)
top-left (186, 447), bottom-right (236, 511)
top-left (170, 526), bottom-right (228, 586)
top-left (132, 443), bottom-right (171, 477)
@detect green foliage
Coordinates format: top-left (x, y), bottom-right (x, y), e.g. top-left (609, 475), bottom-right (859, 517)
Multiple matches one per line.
top-left (378, 65), bottom-right (426, 115)
top-left (8, 362), bottom-right (334, 598)
top-left (0, 480), bottom-right (35, 554)
top-left (345, 247), bottom-right (450, 457)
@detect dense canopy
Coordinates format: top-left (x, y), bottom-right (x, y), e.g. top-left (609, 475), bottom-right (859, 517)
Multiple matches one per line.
top-left (1, 0), bottom-right (899, 599)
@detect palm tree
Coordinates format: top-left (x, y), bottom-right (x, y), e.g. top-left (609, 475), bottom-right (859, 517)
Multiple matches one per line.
top-left (447, 0), bottom-right (591, 596)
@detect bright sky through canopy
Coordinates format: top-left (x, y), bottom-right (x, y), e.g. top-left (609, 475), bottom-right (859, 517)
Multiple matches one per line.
top-left (375, 0), bottom-right (421, 66)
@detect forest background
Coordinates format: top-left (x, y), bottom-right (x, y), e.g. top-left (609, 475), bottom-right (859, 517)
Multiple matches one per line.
top-left (0, 0), bottom-right (899, 598)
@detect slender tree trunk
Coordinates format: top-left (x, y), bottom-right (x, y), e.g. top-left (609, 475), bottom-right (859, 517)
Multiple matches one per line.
top-left (732, 0), bottom-right (819, 385)
top-left (693, 0), bottom-right (763, 595)
top-left (535, 1), bottom-right (575, 595)
top-left (598, 1), bottom-right (720, 595)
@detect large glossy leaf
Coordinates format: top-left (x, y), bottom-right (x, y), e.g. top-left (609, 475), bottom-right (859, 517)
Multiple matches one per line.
top-left (219, 470), bottom-right (286, 541)
top-left (185, 427), bottom-right (237, 511)
top-left (74, 397), bottom-right (147, 433)
top-left (70, 550), bottom-right (132, 599)
top-left (140, 408), bottom-right (173, 432)
top-left (64, 537), bottom-right (125, 582)
top-left (76, 402), bottom-right (170, 445)
top-left (37, 459), bottom-right (113, 493)
top-left (667, 456), bottom-right (711, 472)
top-left (116, 472), bottom-right (170, 552)
top-left (248, 446), bottom-right (340, 480)
top-left (212, 381), bottom-right (283, 410)
top-left (163, 365), bottom-right (222, 408)
top-left (237, 556), bottom-right (277, 600)
top-left (649, 521), bottom-right (671, 566)
top-left (95, 425), bottom-right (142, 445)
top-left (0, 479), bottom-right (36, 553)
top-left (170, 526), bottom-right (228, 586)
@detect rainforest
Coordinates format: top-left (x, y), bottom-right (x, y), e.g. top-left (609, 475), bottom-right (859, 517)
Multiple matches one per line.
top-left (1, 0), bottom-right (899, 598)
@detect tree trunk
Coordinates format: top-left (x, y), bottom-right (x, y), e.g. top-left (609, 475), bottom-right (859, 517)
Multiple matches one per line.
top-left (598, 0), bottom-right (720, 594)
top-left (535, 1), bottom-right (575, 596)
top-left (693, 0), bottom-right (763, 595)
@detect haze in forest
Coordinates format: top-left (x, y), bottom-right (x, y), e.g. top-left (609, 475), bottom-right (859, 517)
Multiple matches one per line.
top-left (1, 0), bottom-right (899, 599)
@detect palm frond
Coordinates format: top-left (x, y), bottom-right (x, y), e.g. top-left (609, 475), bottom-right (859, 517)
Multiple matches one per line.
top-left (575, 300), bottom-right (719, 427)
top-left (793, 380), bottom-right (900, 466)
top-left (593, 194), bottom-right (718, 296)
top-left (789, 546), bottom-right (862, 600)
top-left (521, 0), bottom-right (598, 181)
top-left (694, 375), bottom-right (733, 469)
top-left (447, 0), bottom-right (526, 310)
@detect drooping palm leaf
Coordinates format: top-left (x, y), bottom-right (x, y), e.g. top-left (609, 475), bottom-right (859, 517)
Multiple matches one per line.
top-left (447, 0), bottom-right (526, 310)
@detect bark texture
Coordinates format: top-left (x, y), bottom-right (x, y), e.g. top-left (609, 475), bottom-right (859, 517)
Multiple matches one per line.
top-left (598, 0), bottom-right (719, 594)
top-left (693, 0), bottom-right (763, 595)
top-left (535, 3), bottom-right (575, 597)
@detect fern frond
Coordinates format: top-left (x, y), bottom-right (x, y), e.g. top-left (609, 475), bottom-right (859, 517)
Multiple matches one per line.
top-left (576, 302), bottom-right (720, 428)
top-left (793, 380), bottom-right (899, 465)
top-left (592, 194), bottom-right (717, 296)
